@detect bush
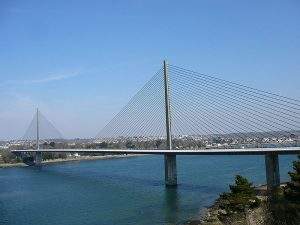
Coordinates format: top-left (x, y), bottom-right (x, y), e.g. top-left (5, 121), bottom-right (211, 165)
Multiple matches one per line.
top-left (219, 175), bottom-right (261, 213)
top-left (265, 155), bottom-right (300, 225)
top-left (1, 149), bottom-right (21, 163)
top-left (284, 155), bottom-right (300, 202)
top-left (266, 200), bottom-right (300, 225)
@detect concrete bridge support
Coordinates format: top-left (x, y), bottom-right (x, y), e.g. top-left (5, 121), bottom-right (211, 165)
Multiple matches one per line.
top-left (163, 60), bottom-right (177, 186)
top-left (35, 108), bottom-right (42, 166)
top-left (265, 153), bottom-right (280, 193)
top-left (165, 154), bottom-right (177, 186)
top-left (35, 151), bottom-right (42, 166)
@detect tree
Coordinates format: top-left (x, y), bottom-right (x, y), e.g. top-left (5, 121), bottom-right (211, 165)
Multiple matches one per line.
top-left (98, 142), bottom-right (108, 149)
top-left (155, 140), bottom-right (162, 149)
top-left (266, 156), bottom-right (300, 225)
top-left (284, 155), bottom-right (300, 202)
top-left (219, 175), bottom-right (260, 213)
top-left (125, 141), bottom-right (135, 149)
top-left (1, 149), bottom-right (21, 163)
top-left (42, 152), bottom-right (55, 160)
top-left (49, 142), bottom-right (55, 148)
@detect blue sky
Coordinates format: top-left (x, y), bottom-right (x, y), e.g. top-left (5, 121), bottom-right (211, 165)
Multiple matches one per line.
top-left (0, 0), bottom-right (299, 140)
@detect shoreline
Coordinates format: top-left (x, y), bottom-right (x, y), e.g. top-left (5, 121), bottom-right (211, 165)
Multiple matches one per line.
top-left (0, 154), bottom-right (146, 168)
top-left (183, 183), bottom-right (287, 225)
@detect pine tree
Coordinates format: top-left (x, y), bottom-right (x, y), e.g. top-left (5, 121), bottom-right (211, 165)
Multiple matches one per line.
top-left (284, 155), bottom-right (300, 202)
top-left (229, 175), bottom-right (256, 196)
top-left (220, 175), bottom-right (260, 212)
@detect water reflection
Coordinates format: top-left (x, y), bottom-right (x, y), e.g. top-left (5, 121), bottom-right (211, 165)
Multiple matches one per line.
top-left (164, 187), bottom-right (180, 224)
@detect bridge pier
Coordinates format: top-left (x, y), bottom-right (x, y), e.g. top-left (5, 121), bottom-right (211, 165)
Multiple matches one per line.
top-left (35, 151), bottom-right (42, 166)
top-left (265, 153), bottom-right (280, 193)
top-left (164, 154), bottom-right (177, 186)
top-left (163, 60), bottom-right (177, 186)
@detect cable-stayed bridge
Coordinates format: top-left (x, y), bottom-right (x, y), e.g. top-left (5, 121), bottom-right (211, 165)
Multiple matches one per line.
top-left (11, 61), bottom-right (300, 192)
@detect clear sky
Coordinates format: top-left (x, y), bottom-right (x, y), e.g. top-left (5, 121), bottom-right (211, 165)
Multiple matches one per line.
top-left (0, 0), bottom-right (299, 140)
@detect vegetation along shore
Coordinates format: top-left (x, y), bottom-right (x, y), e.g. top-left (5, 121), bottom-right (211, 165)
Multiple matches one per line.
top-left (0, 150), bottom-right (143, 168)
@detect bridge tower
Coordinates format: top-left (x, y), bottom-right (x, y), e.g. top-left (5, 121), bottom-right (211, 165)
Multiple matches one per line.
top-left (35, 108), bottom-right (42, 166)
top-left (163, 60), bottom-right (177, 186)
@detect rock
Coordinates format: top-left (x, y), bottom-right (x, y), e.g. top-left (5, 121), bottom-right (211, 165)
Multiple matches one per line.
top-left (217, 209), bottom-right (227, 215)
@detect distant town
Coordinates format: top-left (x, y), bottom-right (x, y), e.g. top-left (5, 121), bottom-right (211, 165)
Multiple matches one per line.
top-left (1, 131), bottom-right (299, 151)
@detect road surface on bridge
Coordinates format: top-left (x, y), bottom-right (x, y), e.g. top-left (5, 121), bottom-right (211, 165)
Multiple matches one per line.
top-left (11, 146), bottom-right (300, 155)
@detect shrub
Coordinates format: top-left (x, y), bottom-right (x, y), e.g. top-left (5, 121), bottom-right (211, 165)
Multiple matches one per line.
top-left (284, 155), bottom-right (300, 202)
top-left (265, 155), bottom-right (300, 225)
top-left (219, 175), bottom-right (261, 213)
top-left (1, 149), bottom-right (21, 163)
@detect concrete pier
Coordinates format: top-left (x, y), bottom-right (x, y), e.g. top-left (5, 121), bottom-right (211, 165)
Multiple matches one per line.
top-left (35, 108), bottom-right (42, 166)
top-left (265, 153), bottom-right (280, 192)
top-left (163, 60), bottom-right (177, 186)
top-left (164, 154), bottom-right (177, 186)
top-left (35, 151), bottom-right (42, 166)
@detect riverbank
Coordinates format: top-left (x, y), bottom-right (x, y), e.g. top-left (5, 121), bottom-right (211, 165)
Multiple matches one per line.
top-left (184, 197), bottom-right (267, 225)
top-left (0, 154), bottom-right (144, 168)
top-left (183, 184), bottom-right (288, 225)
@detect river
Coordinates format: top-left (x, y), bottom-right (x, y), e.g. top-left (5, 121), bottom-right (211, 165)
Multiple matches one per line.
top-left (0, 155), bottom-right (297, 225)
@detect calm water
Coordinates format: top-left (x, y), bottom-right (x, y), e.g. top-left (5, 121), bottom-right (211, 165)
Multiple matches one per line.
top-left (0, 155), bottom-right (297, 225)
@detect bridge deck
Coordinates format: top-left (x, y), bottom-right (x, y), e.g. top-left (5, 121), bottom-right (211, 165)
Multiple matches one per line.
top-left (11, 147), bottom-right (300, 155)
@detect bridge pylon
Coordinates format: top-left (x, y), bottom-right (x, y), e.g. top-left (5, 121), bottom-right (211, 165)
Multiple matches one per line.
top-left (34, 108), bottom-right (42, 166)
top-left (163, 60), bottom-right (177, 186)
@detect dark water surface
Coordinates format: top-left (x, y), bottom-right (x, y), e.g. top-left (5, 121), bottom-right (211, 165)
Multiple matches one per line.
top-left (0, 155), bottom-right (297, 225)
